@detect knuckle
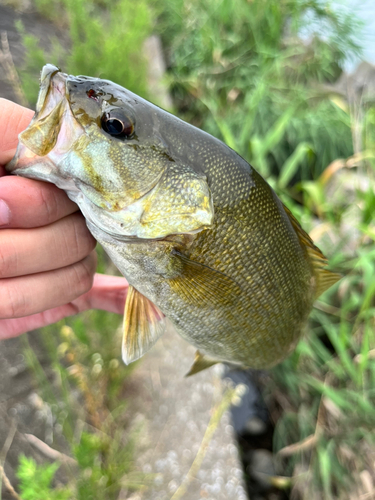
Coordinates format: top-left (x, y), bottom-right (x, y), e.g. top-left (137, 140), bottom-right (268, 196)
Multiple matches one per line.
top-left (87, 232), bottom-right (97, 252)
top-left (72, 255), bottom-right (96, 296)
top-left (0, 281), bottom-right (27, 319)
top-left (55, 214), bottom-right (93, 268)
top-left (66, 214), bottom-right (96, 262)
top-left (36, 185), bottom-right (59, 224)
top-left (0, 238), bottom-right (17, 279)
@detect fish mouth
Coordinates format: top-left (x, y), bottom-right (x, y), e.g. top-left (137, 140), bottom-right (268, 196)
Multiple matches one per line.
top-left (6, 64), bottom-right (83, 175)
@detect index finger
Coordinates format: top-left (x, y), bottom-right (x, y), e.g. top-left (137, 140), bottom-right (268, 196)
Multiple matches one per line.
top-left (0, 176), bottom-right (78, 228)
top-left (0, 98), bottom-right (34, 167)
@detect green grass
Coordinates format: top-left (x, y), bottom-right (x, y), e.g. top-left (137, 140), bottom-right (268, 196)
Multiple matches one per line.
top-left (19, 257), bottom-right (141, 499)
top-left (157, 0), bottom-right (363, 180)
top-left (16, 456), bottom-right (71, 500)
top-left (266, 150), bottom-right (375, 497)
top-left (16, 0), bottom-right (154, 106)
top-left (9, 0), bottom-right (375, 498)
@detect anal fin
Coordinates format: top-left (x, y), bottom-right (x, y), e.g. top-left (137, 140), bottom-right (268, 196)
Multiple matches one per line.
top-left (185, 350), bottom-right (219, 377)
top-left (122, 285), bottom-right (166, 364)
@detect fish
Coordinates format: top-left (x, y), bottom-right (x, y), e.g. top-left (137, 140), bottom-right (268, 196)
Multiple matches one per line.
top-left (7, 64), bottom-right (341, 375)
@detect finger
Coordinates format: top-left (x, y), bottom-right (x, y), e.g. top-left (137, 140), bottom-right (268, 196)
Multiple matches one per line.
top-left (0, 274), bottom-right (128, 339)
top-left (0, 176), bottom-right (78, 228)
top-left (0, 99), bottom-right (34, 166)
top-left (0, 212), bottom-right (96, 278)
top-left (0, 251), bottom-right (97, 319)
top-left (74, 274), bottom-right (128, 314)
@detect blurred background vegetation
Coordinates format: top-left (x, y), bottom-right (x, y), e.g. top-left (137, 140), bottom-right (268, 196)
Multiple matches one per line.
top-left (2, 0), bottom-right (375, 498)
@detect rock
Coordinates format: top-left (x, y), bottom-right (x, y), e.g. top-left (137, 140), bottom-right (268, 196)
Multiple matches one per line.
top-left (244, 416), bottom-right (267, 436)
top-left (248, 449), bottom-right (275, 489)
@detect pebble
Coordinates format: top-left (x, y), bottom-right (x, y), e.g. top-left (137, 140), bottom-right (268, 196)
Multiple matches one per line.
top-left (249, 449), bottom-right (275, 488)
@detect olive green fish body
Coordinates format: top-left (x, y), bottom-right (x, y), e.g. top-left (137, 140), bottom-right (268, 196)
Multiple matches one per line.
top-left (7, 65), bottom-right (340, 372)
top-left (85, 123), bottom-right (316, 369)
top-left (175, 173), bottom-right (314, 368)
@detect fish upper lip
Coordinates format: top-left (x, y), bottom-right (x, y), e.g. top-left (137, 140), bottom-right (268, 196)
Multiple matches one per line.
top-left (36, 64), bottom-right (68, 116)
top-left (40, 64), bottom-right (60, 84)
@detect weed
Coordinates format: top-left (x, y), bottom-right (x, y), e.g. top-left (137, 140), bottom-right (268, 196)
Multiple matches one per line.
top-left (16, 455), bottom-right (71, 500)
top-left (158, 0), bottom-right (363, 180)
top-left (16, 0), bottom-right (153, 105)
top-left (19, 297), bottom-right (140, 499)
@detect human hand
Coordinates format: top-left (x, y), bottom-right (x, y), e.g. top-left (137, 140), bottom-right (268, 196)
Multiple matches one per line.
top-left (0, 98), bottom-right (128, 340)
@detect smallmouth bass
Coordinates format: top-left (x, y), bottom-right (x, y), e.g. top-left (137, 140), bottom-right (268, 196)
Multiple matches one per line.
top-left (7, 64), bottom-right (340, 375)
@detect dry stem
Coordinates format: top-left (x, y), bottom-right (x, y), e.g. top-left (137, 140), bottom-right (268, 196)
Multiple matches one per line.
top-left (23, 433), bottom-right (77, 467)
top-left (0, 420), bottom-right (20, 500)
top-left (0, 467), bottom-right (22, 500)
top-left (0, 30), bottom-right (29, 107)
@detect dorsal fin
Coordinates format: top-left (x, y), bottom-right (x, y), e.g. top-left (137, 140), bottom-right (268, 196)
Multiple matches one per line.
top-left (283, 204), bottom-right (342, 298)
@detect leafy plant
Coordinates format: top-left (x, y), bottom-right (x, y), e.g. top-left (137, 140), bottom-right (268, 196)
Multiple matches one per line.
top-left (157, 0), bottom-right (363, 180)
top-left (20, 292), bottom-right (140, 499)
top-left (264, 109), bottom-right (375, 498)
top-left (16, 455), bottom-right (71, 500)
top-left (17, 0), bottom-right (153, 105)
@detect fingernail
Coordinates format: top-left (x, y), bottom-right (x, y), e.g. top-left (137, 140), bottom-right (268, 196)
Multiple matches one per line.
top-left (0, 199), bottom-right (10, 226)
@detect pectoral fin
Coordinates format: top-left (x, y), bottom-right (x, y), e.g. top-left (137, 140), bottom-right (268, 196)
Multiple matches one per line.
top-left (122, 285), bottom-right (166, 364)
top-left (185, 350), bottom-right (219, 377)
top-left (169, 250), bottom-right (242, 308)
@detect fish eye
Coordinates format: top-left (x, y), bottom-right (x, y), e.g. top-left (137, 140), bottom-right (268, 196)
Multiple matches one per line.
top-left (101, 111), bottom-right (134, 138)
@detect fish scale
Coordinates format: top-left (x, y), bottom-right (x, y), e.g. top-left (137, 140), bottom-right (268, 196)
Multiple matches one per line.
top-left (179, 177), bottom-right (312, 367)
top-left (7, 64), bottom-right (341, 374)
